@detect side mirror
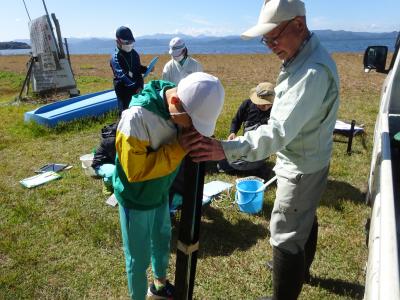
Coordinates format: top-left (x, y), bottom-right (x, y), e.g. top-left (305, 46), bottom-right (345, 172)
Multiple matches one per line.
top-left (363, 46), bottom-right (388, 73)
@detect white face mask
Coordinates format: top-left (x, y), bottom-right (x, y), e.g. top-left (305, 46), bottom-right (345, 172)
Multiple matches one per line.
top-left (121, 43), bottom-right (134, 52)
top-left (173, 54), bottom-right (185, 62)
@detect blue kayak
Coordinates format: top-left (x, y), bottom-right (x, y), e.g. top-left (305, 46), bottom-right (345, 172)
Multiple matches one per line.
top-left (24, 89), bottom-right (118, 127)
top-left (24, 56), bottom-right (160, 127)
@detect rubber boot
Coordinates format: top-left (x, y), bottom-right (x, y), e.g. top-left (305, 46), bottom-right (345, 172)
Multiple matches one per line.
top-left (304, 216), bottom-right (318, 283)
top-left (266, 216), bottom-right (318, 284)
top-left (272, 246), bottom-right (305, 300)
top-left (258, 247), bottom-right (306, 300)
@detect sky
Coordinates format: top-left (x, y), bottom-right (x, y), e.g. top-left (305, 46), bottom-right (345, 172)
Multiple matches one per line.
top-left (1, 0), bottom-right (399, 41)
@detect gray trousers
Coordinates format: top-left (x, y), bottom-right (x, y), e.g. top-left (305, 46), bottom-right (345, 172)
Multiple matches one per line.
top-left (270, 165), bottom-right (329, 254)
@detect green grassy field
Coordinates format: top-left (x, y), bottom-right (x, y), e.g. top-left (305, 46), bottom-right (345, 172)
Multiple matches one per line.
top-left (0, 53), bottom-right (387, 299)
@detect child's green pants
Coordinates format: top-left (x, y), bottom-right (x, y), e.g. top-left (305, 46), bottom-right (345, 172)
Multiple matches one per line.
top-left (118, 200), bottom-right (171, 300)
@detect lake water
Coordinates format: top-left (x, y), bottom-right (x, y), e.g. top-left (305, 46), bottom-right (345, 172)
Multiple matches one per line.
top-left (0, 38), bottom-right (396, 56)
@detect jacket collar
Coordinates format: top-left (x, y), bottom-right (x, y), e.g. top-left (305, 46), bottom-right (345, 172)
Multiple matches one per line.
top-left (281, 32), bottom-right (316, 72)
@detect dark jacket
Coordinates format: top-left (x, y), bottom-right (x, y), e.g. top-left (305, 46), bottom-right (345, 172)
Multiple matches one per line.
top-left (230, 99), bottom-right (272, 134)
top-left (110, 48), bottom-right (147, 109)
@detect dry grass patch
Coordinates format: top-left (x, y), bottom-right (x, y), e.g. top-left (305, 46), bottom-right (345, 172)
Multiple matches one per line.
top-left (0, 53), bottom-right (387, 299)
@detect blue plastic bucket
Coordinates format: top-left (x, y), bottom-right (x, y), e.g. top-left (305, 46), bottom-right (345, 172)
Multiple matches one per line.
top-left (235, 179), bottom-right (264, 214)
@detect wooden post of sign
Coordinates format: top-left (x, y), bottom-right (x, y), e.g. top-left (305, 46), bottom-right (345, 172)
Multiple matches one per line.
top-left (174, 157), bottom-right (205, 300)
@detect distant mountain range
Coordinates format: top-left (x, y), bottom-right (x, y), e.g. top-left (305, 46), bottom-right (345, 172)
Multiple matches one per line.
top-left (65, 30), bottom-right (400, 54)
top-left (13, 30), bottom-right (399, 44)
top-left (138, 30), bottom-right (399, 41)
top-left (0, 41), bottom-right (30, 50)
top-left (5, 30), bottom-right (399, 55)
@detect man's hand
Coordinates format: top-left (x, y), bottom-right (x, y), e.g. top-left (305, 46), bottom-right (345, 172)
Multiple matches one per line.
top-left (227, 132), bottom-right (236, 140)
top-left (189, 137), bottom-right (226, 162)
top-left (178, 127), bottom-right (203, 153)
top-left (178, 128), bottom-right (226, 162)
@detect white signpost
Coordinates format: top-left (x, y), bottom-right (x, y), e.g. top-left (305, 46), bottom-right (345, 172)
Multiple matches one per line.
top-left (28, 14), bottom-right (78, 96)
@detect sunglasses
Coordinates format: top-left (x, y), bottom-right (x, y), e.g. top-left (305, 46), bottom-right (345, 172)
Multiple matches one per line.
top-left (117, 38), bottom-right (134, 45)
top-left (171, 44), bottom-right (185, 51)
top-left (260, 19), bottom-right (294, 46)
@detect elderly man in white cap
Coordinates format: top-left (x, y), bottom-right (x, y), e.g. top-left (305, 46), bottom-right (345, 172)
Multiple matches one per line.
top-left (180, 0), bottom-right (340, 299)
top-left (162, 37), bottom-right (203, 84)
top-left (113, 72), bottom-right (224, 300)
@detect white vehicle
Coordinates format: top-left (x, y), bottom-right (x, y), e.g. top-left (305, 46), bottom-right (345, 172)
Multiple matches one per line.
top-left (363, 32), bottom-right (400, 299)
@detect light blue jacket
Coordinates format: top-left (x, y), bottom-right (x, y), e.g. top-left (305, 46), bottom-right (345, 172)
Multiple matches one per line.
top-left (222, 34), bottom-right (340, 174)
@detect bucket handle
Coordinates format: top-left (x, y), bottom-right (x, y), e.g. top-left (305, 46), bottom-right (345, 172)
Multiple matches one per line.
top-left (235, 191), bottom-right (259, 206)
top-left (235, 176), bottom-right (277, 206)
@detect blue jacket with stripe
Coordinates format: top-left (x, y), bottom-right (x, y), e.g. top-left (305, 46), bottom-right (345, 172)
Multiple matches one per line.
top-left (110, 48), bottom-right (147, 104)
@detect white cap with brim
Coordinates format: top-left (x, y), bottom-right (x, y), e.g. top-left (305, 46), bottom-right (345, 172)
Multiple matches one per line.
top-left (241, 0), bottom-right (305, 40)
top-left (177, 72), bottom-right (225, 137)
top-left (169, 37), bottom-right (186, 57)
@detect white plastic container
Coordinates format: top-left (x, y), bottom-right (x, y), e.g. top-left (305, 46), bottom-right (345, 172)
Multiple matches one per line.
top-left (79, 153), bottom-right (96, 176)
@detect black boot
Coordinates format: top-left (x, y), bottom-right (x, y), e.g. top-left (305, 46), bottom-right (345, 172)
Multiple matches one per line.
top-left (263, 247), bottom-right (305, 300)
top-left (304, 216), bottom-right (318, 283)
top-left (266, 216), bottom-right (318, 284)
top-left (275, 247), bottom-right (305, 299)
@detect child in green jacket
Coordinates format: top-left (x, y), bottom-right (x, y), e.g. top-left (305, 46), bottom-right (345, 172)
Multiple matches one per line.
top-left (113, 72), bottom-right (224, 300)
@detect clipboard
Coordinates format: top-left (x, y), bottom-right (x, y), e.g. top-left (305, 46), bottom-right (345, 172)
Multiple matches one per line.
top-left (20, 171), bottom-right (61, 188)
top-left (35, 163), bottom-right (69, 174)
top-left (143, 56), bottom-right (159, 78)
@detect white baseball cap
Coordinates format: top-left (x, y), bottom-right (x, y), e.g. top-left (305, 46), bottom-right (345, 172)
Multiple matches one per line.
top-left (177, 72), bottom-right (225, 137)
top-left (169, 37), bottom-right (186, 57)
top-left (241, 0), bottom-right (305, 40)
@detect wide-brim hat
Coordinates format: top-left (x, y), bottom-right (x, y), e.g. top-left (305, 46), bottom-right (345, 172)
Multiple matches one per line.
top-left (249, 82), bottom-right (275, 105)
top-left (241, 0), bottom-right (305, 40)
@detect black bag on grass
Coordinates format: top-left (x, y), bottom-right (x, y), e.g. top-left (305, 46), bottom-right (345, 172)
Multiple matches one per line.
top-left (92, 123), bottom-right (118, 170)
